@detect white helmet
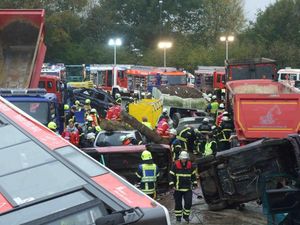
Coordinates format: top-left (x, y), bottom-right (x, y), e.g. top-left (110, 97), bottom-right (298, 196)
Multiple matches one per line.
top-left (115, 93), bottom-right (121, 98)
top-left (169, 128), bottom-right (177, 135)
top-left (219, 103), bottom-right (225, 109)
top-left (211, 125), bottom-right (217, 130)
top-left (91, 108), bottom-right (97, 113)
top-left (86, 132), bottom-right (95, 140)
top-left (120, 135), bottom-right (127, 142)
top-left (163, 108), bottom-right (168, 113)
top-left (208, 93), bottom-right (212, 98)
top-left (203, 117), bottom-right (209, 123)
top-left (86, 115), bottom-right (93, 122)
top-left (212, 95), bottom-right (217, 100)
top-left (222, 116), bottom-right (229, 121)
top-left (179, 151), bottom-right (189, 160)
top-left (222, 111), bottom-right (229, 116)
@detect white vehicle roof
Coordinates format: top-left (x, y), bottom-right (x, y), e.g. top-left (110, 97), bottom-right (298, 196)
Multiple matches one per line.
top-left (278, 68), bottom-right (300, 74)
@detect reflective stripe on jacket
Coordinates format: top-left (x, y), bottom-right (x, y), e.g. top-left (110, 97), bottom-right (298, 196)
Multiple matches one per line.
top-left (136, 163), bottom-right (159, 194)
top-left (169, 160), bottom-right (197, 191)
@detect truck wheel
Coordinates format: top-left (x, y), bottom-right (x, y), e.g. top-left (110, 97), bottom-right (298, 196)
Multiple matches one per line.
top-left (208, 200), bottom-right (228, 211)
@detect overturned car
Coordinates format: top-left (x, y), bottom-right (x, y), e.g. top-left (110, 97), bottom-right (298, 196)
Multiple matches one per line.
top-left (197, 135), bottom-right (300, 210)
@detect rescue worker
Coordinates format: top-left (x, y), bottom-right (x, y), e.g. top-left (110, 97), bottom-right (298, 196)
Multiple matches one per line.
top-left (215, 103), bottom-right (225, 119)
top-left (158, 108), bottom-right (168, 123)
top-left (125, 96), bottom-right (134, 112)
top-left (89, 108), bottom-right (100, 126)
top-left (156, 115), bottom-right (170, 138)
top-left (120, 135), bottom-right (132, 145)
top-left (81, 132), bottom-right (96, 148)
top-left (74, 122), bottom-right (85, 147)
top-left (105, 103), bottom-right (122, 120)
top-left (84, 98), bottom-right (92, 118)
top-left (136, 150), bottom-right (160, 198)
top-left (216, 111), bottom-right (229, 127)
top-left (115, 93), bottom-right (122, 105)
top-left (65, 105), bottom-right (76, 126)
top-left (203, 133), bottom-right (217, 156)
top-left (142, 116), bottom-right (152, 129)
top-left (217, 116), bottom-right (234, 152)
top-left (85, 115), bottom-right (97, 135)
top-left (169, 129), bottom-right (182, 161)
top-left (195, 118), bottom-right (211, 154)
top-left (169, 151), bottom-right (198, 223)
top-left (74, 100), bottom-right (83, 111)
top-left (177, 125), bottom-right (196, 153)
top-left (47, 121), bottom-right (58, 134)
top-left (61, 119), bottom-right (79, 146)
top-left (210, 95), bottom-right (219, 116)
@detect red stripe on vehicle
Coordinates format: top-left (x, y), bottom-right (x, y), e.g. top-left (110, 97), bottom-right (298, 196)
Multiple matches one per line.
top-left (0, 100), bottom-right (68, 150)
top-left (0, 193), bottom-right (13, 213)
top-left (92, 174), bottom-right (154, 208)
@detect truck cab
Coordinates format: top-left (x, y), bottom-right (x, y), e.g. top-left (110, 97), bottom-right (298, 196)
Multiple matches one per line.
top-left (0, 89), bottom-right (63, 133)
top-left (38, 75), bottom-right (65, 104)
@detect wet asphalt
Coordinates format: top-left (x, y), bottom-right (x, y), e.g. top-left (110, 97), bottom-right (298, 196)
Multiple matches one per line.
top-left (157, 188), bottom-right (267, 225)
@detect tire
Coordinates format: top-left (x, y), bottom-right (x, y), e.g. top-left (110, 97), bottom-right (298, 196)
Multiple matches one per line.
top-left (208, 200), bottom-right (228, 211)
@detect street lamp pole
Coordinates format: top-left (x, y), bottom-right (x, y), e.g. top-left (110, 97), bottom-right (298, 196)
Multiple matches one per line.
top-left (158, 41), bottom-right (172, 68)
top-left (220, 35), bottom-right (234, 63)
top-left (108, 38), bottom-right (122, 88)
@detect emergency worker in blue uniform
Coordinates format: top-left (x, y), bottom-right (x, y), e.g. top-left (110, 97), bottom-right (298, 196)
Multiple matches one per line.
top-left (136, 150), bottom-right (160, 199)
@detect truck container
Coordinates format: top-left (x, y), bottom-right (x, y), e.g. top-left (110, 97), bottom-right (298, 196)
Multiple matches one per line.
top-left (226, 79), bottom-right (300, 142)
top-left (0, 9), bottom-right (46, 88)
top-left (226, 58), bottom-right (277, 81)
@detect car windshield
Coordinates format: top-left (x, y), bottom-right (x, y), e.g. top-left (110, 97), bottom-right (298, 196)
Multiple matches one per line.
top-left (11, 101), bottom-right (49, 125)
top-left (178, 119), bottom-right (203, 128)
top-left (96, 131), bottom-right (142, 147)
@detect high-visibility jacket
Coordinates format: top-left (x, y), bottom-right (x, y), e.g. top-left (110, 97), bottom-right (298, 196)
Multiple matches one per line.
top-left (169, 160), bottom-right (197, 191)
top-left (210, 101), bottom-right (219, 114)
top-left (136, 163), bottom-right (160, 195)
top-left (204, 140), bottom-right (217, 156)
top-left (90, 113), bottom-right (100, 126)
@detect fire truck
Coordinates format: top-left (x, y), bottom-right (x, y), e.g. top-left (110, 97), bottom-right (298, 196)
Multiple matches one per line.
top-left (126, 66), bottom-right (189, 93)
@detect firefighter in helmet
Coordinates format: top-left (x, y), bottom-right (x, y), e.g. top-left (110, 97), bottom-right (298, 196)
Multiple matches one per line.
top-left (169, 151), bottom-right (197, 223)
top-left (136, 150), bottom-right (160, 199)
top-left (48, 121), bottom-right (58, 133)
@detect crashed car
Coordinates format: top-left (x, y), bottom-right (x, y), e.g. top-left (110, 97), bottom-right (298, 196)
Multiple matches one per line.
top-left (175, 116), bottom-right (214, 132)
top-left (197, 135), bottom-right (300, 210)
top-left (82, 144), bottom-right (171, 193)
top-left (94, 130), bottom-right (144, 147)
top-left (68, 87), bottom-right (115, 117)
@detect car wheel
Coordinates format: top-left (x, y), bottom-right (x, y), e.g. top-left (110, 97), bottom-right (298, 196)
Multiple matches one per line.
top-left (208, 200), bottom-right (228, 211)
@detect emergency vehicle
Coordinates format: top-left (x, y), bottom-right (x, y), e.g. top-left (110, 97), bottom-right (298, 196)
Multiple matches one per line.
top-left (0, 96), bottom-right (171, 225)
top-left (126, 66), bottom-right (189, 93)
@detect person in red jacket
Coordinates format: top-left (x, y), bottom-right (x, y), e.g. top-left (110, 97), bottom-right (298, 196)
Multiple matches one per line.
top-left (156, 116), bottom-right (170, 138)
top-left (61, 119), bottom-right (79, 146)
top-left (105, 104), bottom-right (122, 121)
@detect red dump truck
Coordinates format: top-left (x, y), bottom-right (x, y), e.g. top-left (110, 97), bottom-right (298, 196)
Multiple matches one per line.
top-left (226, 79), bottom-right (300, 143)
top-left (0, 9), bottom-right (46, 88)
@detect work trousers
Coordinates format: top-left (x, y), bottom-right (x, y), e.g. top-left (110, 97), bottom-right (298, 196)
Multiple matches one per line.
top-left (174, 190), bottom-right (192, 219)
